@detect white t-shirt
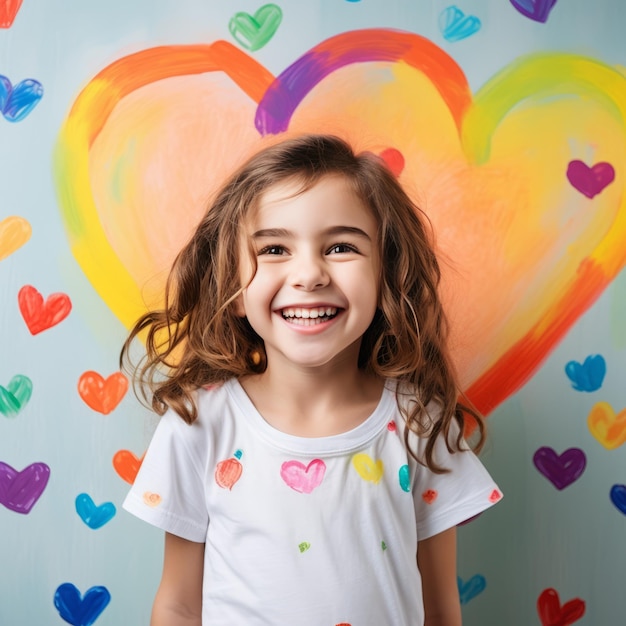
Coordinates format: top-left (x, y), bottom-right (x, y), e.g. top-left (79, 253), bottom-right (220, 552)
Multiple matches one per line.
top-left (123, 379), bottom-right (501, 625)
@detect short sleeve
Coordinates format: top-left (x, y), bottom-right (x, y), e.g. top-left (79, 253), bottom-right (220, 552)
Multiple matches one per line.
top-left (410, 421), bottom-right (502, 540)
top-left (122, 409), bottom-right (209, 543)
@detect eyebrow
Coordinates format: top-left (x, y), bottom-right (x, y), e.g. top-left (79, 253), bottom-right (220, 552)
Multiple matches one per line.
top-left (251, 226), bottom-right (372, 240)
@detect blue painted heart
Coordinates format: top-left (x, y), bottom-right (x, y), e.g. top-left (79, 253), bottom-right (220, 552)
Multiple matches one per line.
top-left (0, 75), bottom-right (43, 122)
top-left (439, 6), bottom-right (481, 42)
top-left (457, 574), bottom-right (486, 605)
top-left (54, 583), bottom-right (111, 626)
top-left (75, 493), bottom-right (116, 529)
top-left (610, 484), bottom-right (626, 515)
top-left (564, 354), bottom-right (606, 392)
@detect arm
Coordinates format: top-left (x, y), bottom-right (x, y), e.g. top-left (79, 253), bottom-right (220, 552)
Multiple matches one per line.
top-left (151, 532), bottom-right (205, 626)
top-left (417, 526), bottom-right (462, 626)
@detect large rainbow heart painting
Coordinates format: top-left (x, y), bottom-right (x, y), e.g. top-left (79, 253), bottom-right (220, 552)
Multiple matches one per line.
top-left (54, 29), bottom-right (626, 415)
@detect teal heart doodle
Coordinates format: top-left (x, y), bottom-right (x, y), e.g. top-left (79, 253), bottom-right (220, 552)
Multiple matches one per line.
top-left (0, 374), bottom-right (32, 417)
top-left (75, 493), bottom-right (116, 529)
top-left (229, 4), bottom-right (282, 52)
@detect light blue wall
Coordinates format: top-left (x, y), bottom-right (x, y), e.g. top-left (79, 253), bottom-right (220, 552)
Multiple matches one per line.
top-left (0, 1), bottom-right (624, 624)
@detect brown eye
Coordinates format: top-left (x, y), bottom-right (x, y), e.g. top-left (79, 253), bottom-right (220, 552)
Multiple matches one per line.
top-left (327, 243), bottom-right (358, 254)
top-left (259, 245), bottom-right (285, 255)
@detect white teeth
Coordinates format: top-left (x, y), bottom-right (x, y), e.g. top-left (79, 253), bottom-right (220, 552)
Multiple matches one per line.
top-left (281, 306), bottom-right (337, 320)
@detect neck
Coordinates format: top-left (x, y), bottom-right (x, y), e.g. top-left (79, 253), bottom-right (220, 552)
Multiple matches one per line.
top-left (239, 359), bottom-right (384, 437)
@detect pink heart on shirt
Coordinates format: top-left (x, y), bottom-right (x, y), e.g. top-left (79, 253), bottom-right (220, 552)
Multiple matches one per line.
top-left (280, 459), bottom-right (326, 494)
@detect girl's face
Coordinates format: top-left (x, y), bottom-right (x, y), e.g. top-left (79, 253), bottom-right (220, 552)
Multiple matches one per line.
top-left (238, 175), bottom-right (380, 374)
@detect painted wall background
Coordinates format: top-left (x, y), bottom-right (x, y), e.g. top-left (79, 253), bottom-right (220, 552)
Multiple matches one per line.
top-left (1, 1), bottom-right (624, 624)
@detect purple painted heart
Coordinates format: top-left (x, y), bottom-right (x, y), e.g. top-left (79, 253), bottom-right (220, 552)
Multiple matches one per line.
top-left (0, 461), bottom-right (50, 513)
top-left (566, 160), bottom-right (616, 199)
top-left (509, 0), bottom-right (558, 23)
top-left (533, 447), bottom-right (586, 490)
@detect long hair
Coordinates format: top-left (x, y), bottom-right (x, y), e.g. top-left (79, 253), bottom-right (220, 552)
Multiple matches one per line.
top-left (120, 134), bottom-right (485, 472)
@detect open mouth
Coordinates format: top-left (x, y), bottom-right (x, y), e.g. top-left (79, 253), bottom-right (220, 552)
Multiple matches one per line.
top-left (280, 306), bottom-right (338, 325)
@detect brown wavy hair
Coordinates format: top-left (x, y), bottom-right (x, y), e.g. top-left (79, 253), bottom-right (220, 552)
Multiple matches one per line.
top-left (120, 134), bottom-right (485, 472)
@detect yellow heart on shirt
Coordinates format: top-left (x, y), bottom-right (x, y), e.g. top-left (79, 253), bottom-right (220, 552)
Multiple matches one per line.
top-left (352, 453), bottom-right (384, 484)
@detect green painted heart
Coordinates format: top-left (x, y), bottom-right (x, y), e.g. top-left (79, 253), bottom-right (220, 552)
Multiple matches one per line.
top-left (229, 4), bottom-right (282, 51)
top-left (0, 374), bottom-right (33, 417)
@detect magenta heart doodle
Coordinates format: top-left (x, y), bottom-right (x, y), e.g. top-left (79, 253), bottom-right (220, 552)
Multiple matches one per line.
top-left (533, 447), bottom-right (586, 490)
top-left (566, 159), bottom-right (615, 199)
top-left (509, 0), bottom-right (558, 23)
top-left (0, 461), bottom-right (50, 513)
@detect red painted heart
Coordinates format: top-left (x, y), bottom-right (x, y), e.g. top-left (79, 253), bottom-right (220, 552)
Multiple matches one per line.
top-left (18, 285), bottom-right (72, 334)
top-left (537, 588), bottom-right (586, 626)
top-left (0, 0), bottom-right (22, 28)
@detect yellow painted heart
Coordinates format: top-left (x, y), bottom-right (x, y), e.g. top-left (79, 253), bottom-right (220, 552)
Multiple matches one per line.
top-left (587, 401), bottom-right (626, 450)
top-left (54, 30), bottom-right (626, 415)
top-left (0, 216), bottom-right (31, 261)
top-left (352, 453), bottom-right (384, 484)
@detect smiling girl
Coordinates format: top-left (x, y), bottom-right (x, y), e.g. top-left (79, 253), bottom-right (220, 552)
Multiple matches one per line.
top-left (122, 134), bottom-right (502, 625)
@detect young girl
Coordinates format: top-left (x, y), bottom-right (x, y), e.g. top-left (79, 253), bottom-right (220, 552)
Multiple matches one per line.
top-left (122, 134), bottom-right (502, 626)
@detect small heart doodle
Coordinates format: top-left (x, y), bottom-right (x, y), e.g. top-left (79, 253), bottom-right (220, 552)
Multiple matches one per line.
top-left (77, 371), bottom-right (128, 414)
top-left (0, 75), bottom-right (43, 122)
top-left (112, 449), bottom-right (143, 484)
top-left (0, 216), bottom-right (31, 261)
top-left (439, 6), bottom-right (481, 42)
top-left (457, 574), bottom-right (486, 605)
top-left (229, 4), bottom-right (282, 52)
top-left (75, 493), bottom-right (117, 529)
top-left (609, 484), bottom-right (626, 515)
top-left (509, 0), bottom-right (558, 23)
top-left (564, 354), bottom-right (605, 392)
top-left (0, 374), bottom-right (32, 418)
top-left (537, 587), bottom-right (585, 626)
top-left (587, 402), bottom-right (626, 450)
top-left (533, 447), bottom-right (586, 490)
top-left (0, 461), bottom-right (50, 514)
top-left (54, 583), bottom-right (111, 626)
top-left (18, 285), bottom-right (72, 334)
top-left (566, 160), bottom-right (615, 199)
top-left (0, 0), bottom-right (23, 28)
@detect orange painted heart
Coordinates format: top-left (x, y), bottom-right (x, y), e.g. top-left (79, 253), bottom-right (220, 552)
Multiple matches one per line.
top-left (0, 0), bottom-right (22, 28)
top-left (113, 449), bottom-right (143, 484)
top-left (0, 216), bottom-right (31, 260)
top-left (142, 491), bottom-right (162, 507)
top-left (55, 30), bottom-right (626, 415)
top-left (215, 450), bottom-right (243, 490)
top-left (587, 401), bottom-right (626, 450)
top-left (18, 285), bottom-right (72, 334)
top-left (422, 489), bottom-right (438, 504)
top-left (78, 371), bottom-right (128, 414)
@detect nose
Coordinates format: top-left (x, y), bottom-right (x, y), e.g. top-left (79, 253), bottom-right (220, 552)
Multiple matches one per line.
top-left (289, 251), bottom-right (329, 291)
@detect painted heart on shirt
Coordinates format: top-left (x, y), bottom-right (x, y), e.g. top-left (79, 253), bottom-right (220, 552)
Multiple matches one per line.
top-left (352, 453), bottom-right (384, 484)
top-left (280, 459), bottom-right (326, 493)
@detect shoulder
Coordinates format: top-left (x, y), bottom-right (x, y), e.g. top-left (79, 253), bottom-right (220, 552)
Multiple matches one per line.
top-left (153, 380), bottom-right (241, 451)
top-left (389, 380), bottom-right (443, 434)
